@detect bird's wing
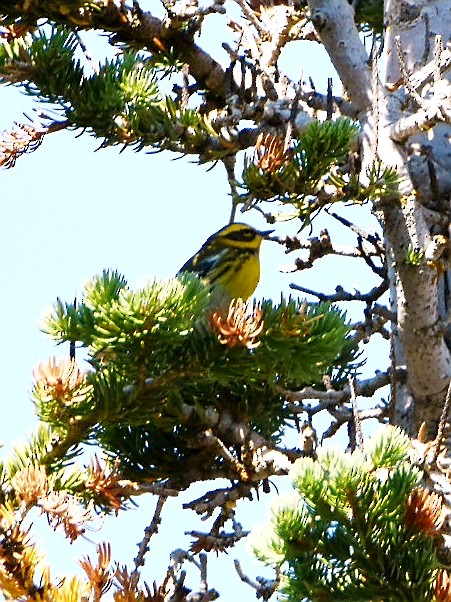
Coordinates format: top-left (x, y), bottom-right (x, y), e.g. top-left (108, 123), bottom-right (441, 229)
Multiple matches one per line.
top-left (178, 247), bottom-right (228, 278)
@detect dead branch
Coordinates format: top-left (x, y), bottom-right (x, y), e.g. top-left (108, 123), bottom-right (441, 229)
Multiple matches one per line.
top-left (183, 483), bottom-right (255, 517)
top-left (351, 309), bottom-right (391, 343)
top-left (234, 559), bottom-right (280, 601)
top-left (349, 375), bottom-right (364, 450)
top-left (431, 379), bottom-right (451, 464)
top-left (130, 495), bottom-right (168, 587)
top-left (0, 120), bottom-right (69, 168)
top-left (390, 95), bottom-right (451, 143)
top-left (323, 405), bottom-right (387, 441)
top-left (327, 210), bottom-right (385, 252)
top-left (168, 550), bottom-right (219, 601)
top-left (281, 368), bottom-right (407, 409)
top-left (290, 280), bottom-right (389, 304)
top-left (187, 518), bottom-right (248, 554)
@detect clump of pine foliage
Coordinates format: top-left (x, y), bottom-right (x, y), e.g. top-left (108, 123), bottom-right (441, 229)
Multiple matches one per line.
top-left (249, 426), bottom-right (447, 601)
top-left (35, 270), bottom-right (358, 483)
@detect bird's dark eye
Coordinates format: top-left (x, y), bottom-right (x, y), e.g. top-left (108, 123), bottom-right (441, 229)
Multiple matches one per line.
top-left (225, 228), bottom-right (256, 242)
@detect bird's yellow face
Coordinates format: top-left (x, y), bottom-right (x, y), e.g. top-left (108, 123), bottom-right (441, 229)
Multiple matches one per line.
top-left (206, 224), bottom-right (273, 300)
top-left (212, 223), bottom-right (269, 251)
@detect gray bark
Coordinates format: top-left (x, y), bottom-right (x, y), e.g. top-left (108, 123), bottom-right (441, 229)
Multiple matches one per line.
top-left (307, 0), bottom-right (451, 435)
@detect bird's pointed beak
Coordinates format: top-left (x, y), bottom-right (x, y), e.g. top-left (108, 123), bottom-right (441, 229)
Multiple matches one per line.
top-left (260, 229), bottom-right (275, 238)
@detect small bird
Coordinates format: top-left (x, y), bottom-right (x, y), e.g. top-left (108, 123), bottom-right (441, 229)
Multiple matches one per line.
top-left (178, 223), bottom-right (274, 301)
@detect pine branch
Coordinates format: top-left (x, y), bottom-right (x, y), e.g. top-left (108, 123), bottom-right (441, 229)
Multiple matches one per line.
top-left (79, 543), bottom-right (113, 600)
top-left (249, 426), bottom-right (442, 600)
top-left (281, 368), bottom-right (407, 410)
top-left (38, 272), bottom-right (357, 484)
top-left (0, 0), bottom-right (233, 100)
top-left (240, 118), bottom-right (359, 213)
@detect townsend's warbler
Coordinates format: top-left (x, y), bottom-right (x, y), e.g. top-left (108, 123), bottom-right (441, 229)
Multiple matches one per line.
top-left (178, 223), bottom-right (273, 301)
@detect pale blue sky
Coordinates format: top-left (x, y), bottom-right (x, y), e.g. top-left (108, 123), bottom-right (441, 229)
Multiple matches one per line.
top-left (0, 18), bottom-right (387, 599)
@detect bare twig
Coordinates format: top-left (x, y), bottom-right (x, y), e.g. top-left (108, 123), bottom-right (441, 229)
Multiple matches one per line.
top-left (234, 0), bottom-right (266, 35)
top-left (183, 483), bottom-right (254, 516)
top-left (222, 155), bottom-right (239, 222)
top-left (397, 48), bottom-right (451, 99)
top-left (130, 495), bottom-right (168, 588)
top-left (326, 77), bottom-right (333, 120)
top-left (425, 147), bottom-right (441, 207)
top-left (356, 236), bottom-right (386, 279)
top-left (0, 120), bottom-right (69, 168)
top-left (192, 429), bottom-right (248, 480)
top-left (290, 280), bottom-right (388, 304)
top-left (327, 210), bottom-right (385, 252)
top-left (169, 550), bottom-right (219, 601)
top-left (388, 328), bottom-right (397, 423)
top-left (281, 368), bottom-right (407, 408)
top-left (235, 559), bottom-right (280, 601)
top-left (299, 421), bottom-right (318, 455)
top-left (188, 425), bottom-right (292, 484)
top-left (352, 307), bottom-right (391, 343)
top-left (389, 104), bottom-right (451, 143)
top-left (284, 80), bottom-right (302, 151)
top-left (390, 37), bottom-right (451, 143)
top-left (279, 231), bottom-right (385, 284)
top-left (373, 303), bottom-right (397, 323)
top-left (349, 376), bottom-right (364, 450)
top-left (323, 406), bottom-right (386, 441)
top-left (279, 212), bottom-right (386, 282)
top-left (281, 235), bottom-right (382, 262)
top-left (116, 480), bottom-right (180, 498)
top-left (181, 63), bottom-right (190, 109)
top-left (161, 0), bottom-right (226, 19)
top-left (301, 87), bottom-right (357, 118)
top-left (431, 379), bottom-right (451, 464)
top-left (187, 519), bottom-right (248, 554)
top-left (74, 30), bottom-right (99, 73)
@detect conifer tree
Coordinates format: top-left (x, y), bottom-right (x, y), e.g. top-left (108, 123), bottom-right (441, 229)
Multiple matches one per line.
top-left (0, 0), bottom-right (450, 599)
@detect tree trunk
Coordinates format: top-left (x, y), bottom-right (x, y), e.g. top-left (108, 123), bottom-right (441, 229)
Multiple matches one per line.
top-left (382, 0), bottom-right (451, 434)
top-left (308, 0), bottom-right (451, 436)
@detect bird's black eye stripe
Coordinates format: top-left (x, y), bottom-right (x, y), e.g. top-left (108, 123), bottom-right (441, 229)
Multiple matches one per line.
top-left (224, 229), bottom-right (256, 242)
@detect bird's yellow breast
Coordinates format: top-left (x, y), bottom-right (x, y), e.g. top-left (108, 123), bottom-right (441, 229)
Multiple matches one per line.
top-left (217, 251), bottom-right (260, 300)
